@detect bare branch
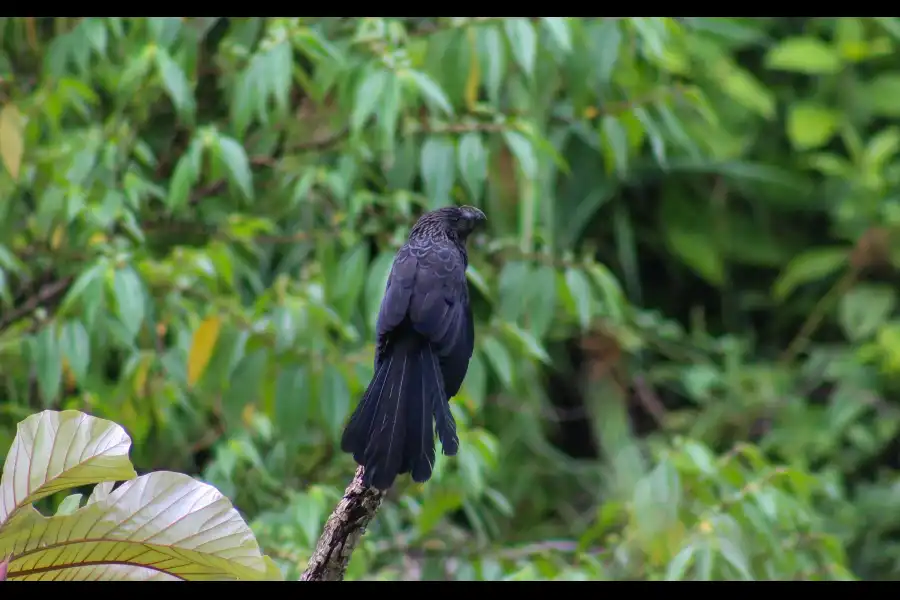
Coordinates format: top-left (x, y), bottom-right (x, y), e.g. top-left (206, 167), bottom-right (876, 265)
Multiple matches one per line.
top-left (300, 466), bottom-right (384, 582)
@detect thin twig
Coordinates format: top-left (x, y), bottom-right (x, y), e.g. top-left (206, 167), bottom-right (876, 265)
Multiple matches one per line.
top-left (779, 265), bottom-right (859, 364)
top-left (632, 374), bottom-right (667, 426)
top-left (0, 276), bottom-right (73, 333)
top-left (300, 466), bottom-right (384, 582)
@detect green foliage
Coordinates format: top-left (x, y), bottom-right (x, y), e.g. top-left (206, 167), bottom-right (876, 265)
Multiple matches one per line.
top-left (0, 410), bottom-right (277, 581)
top-left (3, 16), bottom-right (900, 580)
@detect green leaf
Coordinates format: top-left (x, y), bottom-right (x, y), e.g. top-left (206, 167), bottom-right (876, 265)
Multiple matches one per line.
top-left (82, 18), bottom-right (108, 55)
top-left (498, 260), bottom-right (532, 323)
top-left (113, 266), bottom-right (146, 339)
top-left (365, 252), bottom-right (395, 332)
top-left (32, 327), bottom-right (62, 407)
top-left (541, 17), bottom-right (572, 53)
top-left (590, 20), bottom-right (622, 85)
top-left (631, 17), bottom-right (666, 58)
top-left (665, 544), bottom-right (696, 581)
top-left (772, 247), bottom-right (848, 301)
top-left (275, 366), bottom-right (308, 440)
top-left (718, 538), bottom-right (753, 580)
top-left (60, 262), bottom-right (103, 314)
top-left (466, 264), bottom-right (491, 300)
top-left (0, 472), bottom-right (274, 581)
top-left (867, 74), bottom-right (900, 117)
top-left (231, 71), bottom-right (256, 138)
top-left (54, 493), bottom-right (83, 516)
top-left (270, 306), bottom-right (294, 353)
top-left (58, 320), bottom-right (90, 383)
top-left (155, 50), bottom-right (195, 122)
top-left (565, 268), bottom-right (593, 330)
top-left (462, 350), bottom-right (487, 408)
top-left (352, 68), bottom-right (389, 131)
top-left (70, 264), bottom-right (106, 329)
top-left (0, 269), bottom-right (8, 306)
top-left (600, 115), bottom-right (629, 176)
top-left (407, 70), bottom-right (453, 116)
top-left (216, 134), bottom-right (253, 199)
top-left (806, 152), bottom-right (853, 178)
top-left (331, 244), bottom-right (370, 320)
top-left (166, 152), bottom-right (198, 210)
top-left (664, 226), bottom-right (725, 287)
top-left (457, 132), bottom-right (487, 201)
top-left (416, 490), bottom-right (464, 536)
top-left (378, 73), bottom-right (402, 150)
top-left (864, 127), bottom-right (900, 171)
top-left (0, 410), bottom-right (137, 524)
top-left (766, 37), bottom-right (842, 74)
top-left (420, 136), bottom-right (456, 209)
top-left (320, 365), bottom-right (350, 440)
top-left (528, 265), bottom-right (557, 339)
top-left (458, 442), bottom-right (486, 495)
top-left (720, 66), bottom-right (775, 119)
top-left (502, 323), bottom-right (551, 365)
top-left (482, 336), bottom-right (514, 389)
top-left (503, 130), bottom-right (537, 179)
top-left (504, 18), bottom-right (537, 77)
top-left (292, 491), bottom-right (327, 546)
top-left (223, 349), bottom-right (268, 427)
top-left (839, 285), bottom-right (896, 342)
top-left (477, 26), bottom-right (506, 104)
top-left (787, 103), bottom-right (840, 150)
top-left (588, 262), bottom-right (627, 322)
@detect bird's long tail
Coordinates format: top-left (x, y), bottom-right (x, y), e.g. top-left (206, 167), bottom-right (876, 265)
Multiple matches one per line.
top-left (340, 337), bottom-right (457, 490)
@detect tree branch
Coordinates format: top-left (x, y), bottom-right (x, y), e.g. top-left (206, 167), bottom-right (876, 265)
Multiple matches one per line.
top-left (300, 466), bottom-right (384, 582)
top-left (0, 275), bottom-right (73, 334)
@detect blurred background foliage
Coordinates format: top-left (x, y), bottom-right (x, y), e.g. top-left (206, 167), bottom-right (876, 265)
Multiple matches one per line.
top-left (6, 16), bottom-right (900, 580)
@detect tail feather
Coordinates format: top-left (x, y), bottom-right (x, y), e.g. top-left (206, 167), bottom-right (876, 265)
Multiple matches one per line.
top-left (400, 346), bottom-right (436, 482)
top-left (428, 349), bottom-right (459, 456)
top-left (341, 338), bottom-right (445, 490)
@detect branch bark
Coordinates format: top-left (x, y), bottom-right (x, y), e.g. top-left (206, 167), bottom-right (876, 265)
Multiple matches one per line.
top-left (300, 466), bottom-right (384, 582)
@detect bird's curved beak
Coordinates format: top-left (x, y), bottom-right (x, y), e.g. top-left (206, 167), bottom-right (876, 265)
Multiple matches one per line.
top-left (461, 206), bottom-right (486, 226)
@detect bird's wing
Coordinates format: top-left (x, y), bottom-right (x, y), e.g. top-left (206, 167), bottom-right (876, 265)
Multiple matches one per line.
top-left (439, 298), bottom-right (474, 398)
top-left (407, 241), bottom-right (473, 396)
top-left (374, 245), bottom-right (417, 364)
top-left (375, 239), bottom-right (473, 394)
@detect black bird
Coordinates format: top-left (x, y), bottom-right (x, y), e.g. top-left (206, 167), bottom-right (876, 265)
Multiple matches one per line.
top-left (341, 205), bottom-right (487, 490)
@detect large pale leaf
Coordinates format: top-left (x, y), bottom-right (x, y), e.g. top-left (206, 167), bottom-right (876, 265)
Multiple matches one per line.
top-left (0, 410), bottom-right (137, 525)
top-left (0, 471), bottom-right (278, 581)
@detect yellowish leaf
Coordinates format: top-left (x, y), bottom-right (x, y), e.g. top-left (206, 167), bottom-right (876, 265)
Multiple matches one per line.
top-left (61, 358), bottom-right (77, 392)
top-left (0, 103), bottom-right (24, 180)
top-left (188, 316), bottom-right (221, 387)
top-left (241, 403), bottom-right (256, 427)
top-left (51, 226), bottom-right (65, 249)
top-left (464, 28), bottom-right (480, 110)
top-left (133, 354), bottom-right (152, 398)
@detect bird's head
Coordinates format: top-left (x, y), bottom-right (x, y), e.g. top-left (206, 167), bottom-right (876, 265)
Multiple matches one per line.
top-left (413, 205), bottom-right (487, 241)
